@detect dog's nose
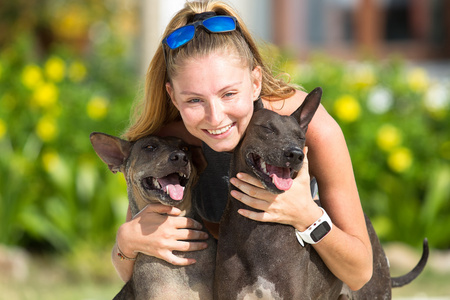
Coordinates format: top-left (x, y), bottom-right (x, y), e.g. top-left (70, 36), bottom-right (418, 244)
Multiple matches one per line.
top-left (169, 151), bottom-right (188, 166)
top-left (284, 147), bottom-right (304, 164)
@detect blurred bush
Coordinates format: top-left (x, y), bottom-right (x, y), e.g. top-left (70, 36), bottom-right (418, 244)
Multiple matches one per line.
top-left (0, 0), bottom-right (138, 257)
top-left (268, 50), bottom-right (450, 248)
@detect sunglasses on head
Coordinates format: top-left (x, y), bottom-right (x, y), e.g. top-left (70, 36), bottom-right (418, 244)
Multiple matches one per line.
top-left (162, 15), bottom-right (238, 51)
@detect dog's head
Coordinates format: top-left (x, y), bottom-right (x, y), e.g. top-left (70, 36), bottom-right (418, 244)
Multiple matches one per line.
top-left (90, 133), bottom-right (195, 213)
top-left (237, 87), bottom-right (322, 194)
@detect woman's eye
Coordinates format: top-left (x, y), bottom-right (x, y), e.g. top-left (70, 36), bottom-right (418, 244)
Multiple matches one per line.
top-left (224, 92), bottom-right (235, 98)
top-left (188, 98), bottom-right (201, 103)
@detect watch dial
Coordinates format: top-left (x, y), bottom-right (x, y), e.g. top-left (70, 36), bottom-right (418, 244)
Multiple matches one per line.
top-left (311, 222), bottom-right (331, 242)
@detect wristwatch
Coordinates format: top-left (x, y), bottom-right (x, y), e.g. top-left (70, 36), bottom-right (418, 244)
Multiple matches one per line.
top-left (295, 207), bottom-right (332, 247)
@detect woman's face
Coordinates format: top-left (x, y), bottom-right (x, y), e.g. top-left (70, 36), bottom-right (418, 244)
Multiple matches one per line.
top-left (167, 52), bottom-right (262, 152)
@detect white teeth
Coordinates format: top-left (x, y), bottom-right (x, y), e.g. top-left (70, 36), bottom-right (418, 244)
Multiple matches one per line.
top-left (207, 124), bottom-right (232, 135)
top-left (178, 172), bottom-right (187, 178)
top-left (166, 186), bottom-right (170, 194)
top-left (153, 178), bottom-right (161, 189)
top-left (261, 161), bottom-right (269, 175)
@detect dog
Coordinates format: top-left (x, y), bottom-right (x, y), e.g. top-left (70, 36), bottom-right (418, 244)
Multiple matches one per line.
top-left (90, 133), bottom-right (216, 300)
top-left (214, 87), bottom-right (428, 299)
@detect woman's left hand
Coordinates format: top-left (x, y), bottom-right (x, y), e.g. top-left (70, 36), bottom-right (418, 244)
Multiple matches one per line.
top-left (230, 147), bottom-right (322, 230)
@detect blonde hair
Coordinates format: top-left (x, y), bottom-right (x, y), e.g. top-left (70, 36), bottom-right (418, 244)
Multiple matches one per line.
top-left (125, 0), bottom-right (295, 141)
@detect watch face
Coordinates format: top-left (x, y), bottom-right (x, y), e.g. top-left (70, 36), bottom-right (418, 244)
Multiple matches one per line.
top-left (311, 222), bottom-right (331, 242)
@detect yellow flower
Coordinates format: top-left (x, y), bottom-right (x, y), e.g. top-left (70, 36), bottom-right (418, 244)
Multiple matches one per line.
top-left (407, 68), bottom-right (428, 93)
top-left (36, 116), bottom-right (58, 142)
top-left (334, 95), bottom-right (361, 123)
top-left (42, 150), bottom-right (61, 173)
top-left (388, 147), bottom-right (413, 173)
top-left (348, 63), bottom-right (376, 90)
top-left (376, 124), bottom-right (402, 152)
top-left (0, 118), bottom-right (6, 139)
top-left (45, 56), bottom-right (66, 82)
top-left (32, 83), bottom-right (59, 108)
top-left (87, 96), bottom-right (109, 120)
top-left (52, 6), bottom-right (89, 40)
top-left (68, 61), bottom-right (87, 82)
top-left (21, 65), bottom-right (44, 89)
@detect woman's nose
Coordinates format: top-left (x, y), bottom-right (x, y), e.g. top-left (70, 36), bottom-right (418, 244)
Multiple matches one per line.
top-left (205, 100), bottom-right (224, 125)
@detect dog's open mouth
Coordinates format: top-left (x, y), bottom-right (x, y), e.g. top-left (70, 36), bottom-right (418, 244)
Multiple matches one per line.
top-left (247, 153), bottom-right (296, 192)
top-left (142, 172), bottom-right (189, 201)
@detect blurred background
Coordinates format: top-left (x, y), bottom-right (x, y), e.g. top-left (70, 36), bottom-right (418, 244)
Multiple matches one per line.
top-left (0, 0), bottom-right (449, 299)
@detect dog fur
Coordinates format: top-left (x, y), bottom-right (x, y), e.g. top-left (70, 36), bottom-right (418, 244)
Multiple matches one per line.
top-left (214, 87), bottom-right (428, 299)
top-left (90, 133), bottom-right (216, 300)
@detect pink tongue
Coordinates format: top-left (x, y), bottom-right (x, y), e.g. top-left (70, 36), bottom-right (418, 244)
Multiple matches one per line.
top-left (267, 165), bottom-right (293, 191)
top-left (157, 174), bottom-right (184, 201)
top-left (166, 184), bottom-right (184, 200)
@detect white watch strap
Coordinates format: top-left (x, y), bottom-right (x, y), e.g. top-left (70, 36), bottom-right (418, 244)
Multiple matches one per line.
top-left (295, 207), bottom-right (332, 246)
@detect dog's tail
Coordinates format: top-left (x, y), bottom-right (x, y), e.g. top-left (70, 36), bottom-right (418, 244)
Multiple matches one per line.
top-left (391, 238), bottom-right (429, 288)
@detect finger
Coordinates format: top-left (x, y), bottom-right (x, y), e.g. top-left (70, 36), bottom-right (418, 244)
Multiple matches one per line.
top-left (230, 189), bottom-right (269, 211)
top-left (230, 178), bottom-right (270, 200)
top-left (235, 172), bottom-right (264, 188)
top-left (237, 209), bottom-right (272, 223)
top-left (176, 228), bottom-right (209, 241)
top-left (148, 204), bottom-right (182, 216)
top-left (165, 251), bottom-right (197, 266)
top-left (174, 240), bottom-right (209, 252)
top-left (171, 217), bottom-right (204, 230)
top-left (133, 204), bottom-right (182, 219)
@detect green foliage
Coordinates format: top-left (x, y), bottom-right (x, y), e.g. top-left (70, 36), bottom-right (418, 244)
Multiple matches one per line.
top-left (0, 32), bottom-right (135, 253)
top-left (275, 52), bottom-right (450, 248)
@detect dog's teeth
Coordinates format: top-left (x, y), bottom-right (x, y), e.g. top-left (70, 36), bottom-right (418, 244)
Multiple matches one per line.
top-left (153, 178), bottom-right (160, 189)
top-left (261, 161), bottom-right (269, 175)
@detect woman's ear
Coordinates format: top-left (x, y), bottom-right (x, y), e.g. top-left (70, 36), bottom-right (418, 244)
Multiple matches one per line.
top-left (166, 82), bottom-right (179, 109)
top-left (251, 66), bottom-right (262, 100)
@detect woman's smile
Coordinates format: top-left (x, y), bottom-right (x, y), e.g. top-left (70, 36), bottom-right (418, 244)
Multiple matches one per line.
top-left (205, 123), bottom-right (235, 136)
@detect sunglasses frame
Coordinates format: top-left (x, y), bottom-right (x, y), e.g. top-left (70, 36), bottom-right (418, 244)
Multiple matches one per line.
top-left (162, 15), bottom-right (238, 64)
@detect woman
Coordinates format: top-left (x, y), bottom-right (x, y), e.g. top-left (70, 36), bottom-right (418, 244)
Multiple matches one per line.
top-left (113, 0), bottom-right (372, 291)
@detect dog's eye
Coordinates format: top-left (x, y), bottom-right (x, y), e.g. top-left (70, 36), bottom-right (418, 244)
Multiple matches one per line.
top-left (260, 125), bottom-right (274, 133)
top-left (181, 146), bottom-right (189, 152)
top-left (144, 145), bottom-right (157, 151)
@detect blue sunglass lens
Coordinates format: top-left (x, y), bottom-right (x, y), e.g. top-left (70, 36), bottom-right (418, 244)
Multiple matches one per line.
top-left (203, 16), bottom-right (236, 32)
top-left (166, 25), bottom-right (195, 49)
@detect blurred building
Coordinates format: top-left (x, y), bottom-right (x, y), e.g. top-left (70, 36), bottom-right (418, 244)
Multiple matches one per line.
top-left (272, 0), bottom-right (450, 60)
top-left (140, 0), bottom-right (449, 73)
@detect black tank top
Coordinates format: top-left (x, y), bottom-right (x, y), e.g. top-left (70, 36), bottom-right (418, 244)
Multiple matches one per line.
top-left (193, 143), bottom-right (318, 223)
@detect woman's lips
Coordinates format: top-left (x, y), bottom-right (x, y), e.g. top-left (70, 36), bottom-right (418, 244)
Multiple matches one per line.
top-left (205, 123), bottom-right (234, 135)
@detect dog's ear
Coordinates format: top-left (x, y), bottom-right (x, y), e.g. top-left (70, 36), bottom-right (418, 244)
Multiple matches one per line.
top-left (291, 87), bottom-right (322, 132)
top-left (90, 132), bottom-right (131, 174)
top-left (253, 97), bottom-right (264, 111)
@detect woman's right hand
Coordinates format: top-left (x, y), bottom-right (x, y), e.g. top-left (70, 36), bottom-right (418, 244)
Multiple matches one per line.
top-left (113, 203), bottom-right (209, 281)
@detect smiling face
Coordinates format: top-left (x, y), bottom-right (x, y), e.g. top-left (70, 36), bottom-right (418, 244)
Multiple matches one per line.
top-left (166, 51), bottom-right (262, 152)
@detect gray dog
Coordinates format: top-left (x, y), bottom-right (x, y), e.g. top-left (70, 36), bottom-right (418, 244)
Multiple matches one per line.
top-left (90, 133), bottom-right (216, 300)
top-left (215, 87), bottom-right (428, 299)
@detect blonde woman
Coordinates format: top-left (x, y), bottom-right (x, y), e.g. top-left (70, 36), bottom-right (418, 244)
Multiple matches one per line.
top-left (113, 0), bottom-right (372, 291)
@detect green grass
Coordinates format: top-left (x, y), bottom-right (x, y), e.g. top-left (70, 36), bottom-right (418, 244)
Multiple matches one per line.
top-left (1, 247), bottom-right (449, 299)
top-left (0, 252), bottom-right (123, 300)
